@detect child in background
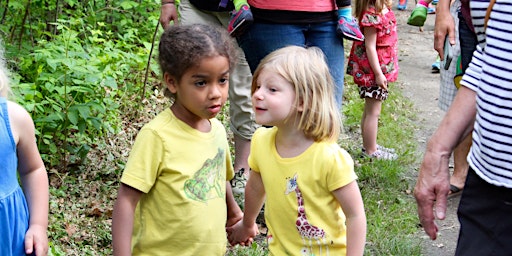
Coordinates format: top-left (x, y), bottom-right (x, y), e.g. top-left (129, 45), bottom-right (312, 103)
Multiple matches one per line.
top-left (346, 0), bottom-right (399, 160)
top-left (0, 45), bottom-right (49, 255)
top-left (112, 24), bottom-right (250, 255)
top-left (407, 0), bottom-right (438, 27)
top-left (228, 46), bottom-right (367, 255)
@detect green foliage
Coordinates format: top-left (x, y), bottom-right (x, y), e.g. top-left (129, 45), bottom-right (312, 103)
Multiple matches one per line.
top-left (1, 1), bottom-right (426, 254)
top-left (342, 80), bottom-right (422, 255)
top-left (2, 0), bottom-right (160, 168)
top-left (226, 243), bottom-right (268, 256)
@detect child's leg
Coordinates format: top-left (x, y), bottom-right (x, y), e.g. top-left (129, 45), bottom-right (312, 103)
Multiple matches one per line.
top-left (361, 97), bottom-right (398, 160)
top-left (336, 0), bottom-right (353, 21)
top-left (407, 0), bottom-right (432, 26)
top-left (361, 98), bottom-right (382, 154)
top-left (335, 0), bottom-right (364, 41)
top-left (397, 0), bottom-right (408, 11)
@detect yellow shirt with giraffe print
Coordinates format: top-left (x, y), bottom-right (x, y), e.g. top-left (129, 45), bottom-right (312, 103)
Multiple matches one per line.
top-left (249, 127), bottom-right (357, 255)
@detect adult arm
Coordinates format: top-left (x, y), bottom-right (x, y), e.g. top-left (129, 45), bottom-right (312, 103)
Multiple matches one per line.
top-left (10, 101), bottom-right (49, 256)
top-left (434, 0), bottom-right (455, 59)
top-left (112, 183), bottom-right (142, 256)
top-left (414, 86), bottom-right (476, 240)
top-left (364, 27), bottom-right (388, 90)
top-left (159, 1), bottom-right (179, 29)
top-left (333, 181), bottom-right (367, 256)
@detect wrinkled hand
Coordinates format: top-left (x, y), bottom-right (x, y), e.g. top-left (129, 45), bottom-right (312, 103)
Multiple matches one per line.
top-left (433, 4), bottom-right (455, 59)
top-left (226, 220), bottom-right (259, 246)
top-left (159, 4), bottom-right (179, 29)
top-left (414, 150), bottom-right (451, 240)
top-left (25, 224), bottom-right (48, 255)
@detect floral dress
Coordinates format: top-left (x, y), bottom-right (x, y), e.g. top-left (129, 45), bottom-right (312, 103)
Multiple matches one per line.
top-left (347, 6), bottom-right (398, 100)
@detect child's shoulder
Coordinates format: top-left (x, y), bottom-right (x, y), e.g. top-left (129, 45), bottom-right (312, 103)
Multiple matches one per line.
top-left (5, 100), bottom-right (35, 143)
top-left (361, 6), bottom-right (393, 27)
top-left (6, 100), bottom-right (32, 123)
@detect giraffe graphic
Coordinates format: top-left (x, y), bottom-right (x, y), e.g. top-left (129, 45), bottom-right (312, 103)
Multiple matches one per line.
top-left (285, 173), bottom-right (330, 256)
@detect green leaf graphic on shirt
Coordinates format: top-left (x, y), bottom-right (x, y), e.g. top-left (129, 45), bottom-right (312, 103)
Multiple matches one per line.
top-left (184, 148), bottom-right (224, 202)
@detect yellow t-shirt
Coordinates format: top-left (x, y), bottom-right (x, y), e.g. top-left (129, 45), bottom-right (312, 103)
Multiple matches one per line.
top-left (249, 127), bottom-right (357, 256)
top-left (121, 108), bottom-right (234, 255)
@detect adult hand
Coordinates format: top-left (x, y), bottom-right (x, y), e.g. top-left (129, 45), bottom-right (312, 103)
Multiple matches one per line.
top-left (414, 147), bottom-right (451, 240)
top-left (159, 3), bottom-right (179, 29)
top-left (434, 0), bottom-right (455, 59)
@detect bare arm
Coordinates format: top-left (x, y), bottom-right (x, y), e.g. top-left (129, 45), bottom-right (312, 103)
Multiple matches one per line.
top-left (227, 171), bottom-right (263, 245)
top-left (112, 183), bottom-right (142, 256)
top-left (414, 86), bottom-right (476, 240)
top-left (159, 3), bottom-right (179, 29)
top-left (364, 27), bottom-right (387, 90)
top-left (225, 181), bottom-right (244, 227)
top-left (333, 181), bottom-right (367, 256)
top-left (9, 101), bottom-right (49, 256)
top-left (434, 0), bottom-right (455, 58)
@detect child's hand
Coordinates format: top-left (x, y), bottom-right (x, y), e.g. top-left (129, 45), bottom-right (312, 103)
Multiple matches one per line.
top-left (375, 73), bottom-right (388, 90)
top-left (226, 212), bottom-right (243, 228)
top-left (226, 220), bottom-right (258, 246)
top-left (25, 224), bottom-right (48, 255)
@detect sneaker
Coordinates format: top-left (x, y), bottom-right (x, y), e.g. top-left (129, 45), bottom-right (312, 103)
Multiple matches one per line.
top-left (231, 168), bottom-right (248, 207)
top-left (397, 0), bottom-right (408, 10)
top-left (427, 5), bottom-right (436, 14)
top-left (407, 6), bottom-right (427, 26)
top-left (337, 17), bottom-right (364, 41)
top-left (227, 5), bottom-right (253, 37)
top-left (363, 149), bottom-right (398, 160)
top-left (432, 56), bottom-right (441, 73)
top-left (363, 145), bottom-right (396, 154)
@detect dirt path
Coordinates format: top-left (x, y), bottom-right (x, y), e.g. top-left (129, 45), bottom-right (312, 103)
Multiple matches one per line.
top-left (393, 3), bottom-right (461, 255)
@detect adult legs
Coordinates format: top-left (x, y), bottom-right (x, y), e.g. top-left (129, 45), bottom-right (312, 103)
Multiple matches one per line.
top-left (180, 0), bottom-right (257, 175)
top-left (455, 167), bottom-right (512, 255)
top-left (451, 134), bottom-right (470, 190)
top-left (238, 21), bottom-right (345, 107)
top-left (448, 11), bottom-right (478, 192)
top-left (306, 21), bottom-right (345, 106)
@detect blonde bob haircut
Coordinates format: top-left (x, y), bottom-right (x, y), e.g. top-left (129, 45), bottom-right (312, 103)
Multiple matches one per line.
top-left (251, 46), bottom-right (342, 142)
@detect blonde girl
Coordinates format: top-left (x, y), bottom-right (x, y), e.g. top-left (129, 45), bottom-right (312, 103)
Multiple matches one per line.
top-left (228, 46), bottom-right (366, 256)
top-left (0, 44), bottom-right (49, 255)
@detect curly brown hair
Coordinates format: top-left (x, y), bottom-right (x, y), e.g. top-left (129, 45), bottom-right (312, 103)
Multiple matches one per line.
top-left (158, 23), bottom-right (237, 99)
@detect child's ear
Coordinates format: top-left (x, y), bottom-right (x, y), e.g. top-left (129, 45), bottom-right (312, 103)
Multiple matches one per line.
top-left (164, 72), bottom-right (178, 93)
top-left (296, 97), bottom-right (304, 112)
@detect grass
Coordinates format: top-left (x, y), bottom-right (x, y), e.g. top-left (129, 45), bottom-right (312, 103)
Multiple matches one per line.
top-left (45, 77), bottom-right (425, 255)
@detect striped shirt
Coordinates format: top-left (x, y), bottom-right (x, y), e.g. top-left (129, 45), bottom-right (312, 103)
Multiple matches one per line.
top-left (461, 0), bottom-right (512, 188)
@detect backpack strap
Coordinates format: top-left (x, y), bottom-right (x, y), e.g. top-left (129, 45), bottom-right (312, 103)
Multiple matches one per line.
top-left (484, 0), bottom-right (497, 31)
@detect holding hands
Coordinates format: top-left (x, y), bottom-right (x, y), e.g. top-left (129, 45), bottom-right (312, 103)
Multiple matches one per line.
top-left (226, 218), bottom-right (259, 246)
